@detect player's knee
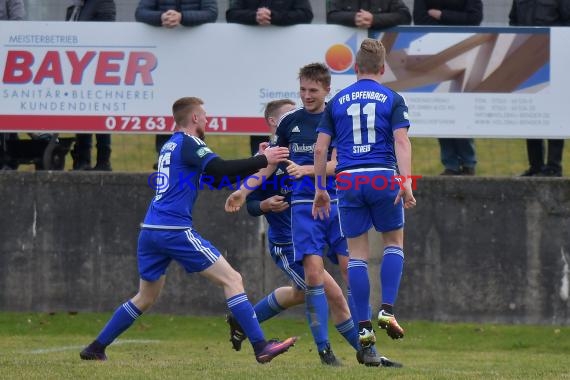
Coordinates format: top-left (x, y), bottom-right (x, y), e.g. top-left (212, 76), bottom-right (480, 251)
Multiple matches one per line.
top-left (132, 293), bottom-right (159, 312)
top-left (225, 268), bottom-right (244, 290)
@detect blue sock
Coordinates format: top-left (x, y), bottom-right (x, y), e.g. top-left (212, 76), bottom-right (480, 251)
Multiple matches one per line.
top-left (381, 246), bottom-right (404, 305)
top-left (335, 318), bottom-right (359, 350)
top-left (347, 259), bottom-right (370, 324)
top-left (305, 285), bottom-right (329, 352)
top-left (96, 300), bottom-right (142, 346)
top-left (346, 287), bottom-right (359, 328)
top-left (347, 288), bottom-right (373, 327)
top-left (227, 293), bottom-right (265, 345)
top-left (254, 291), bottom-right (285, 323)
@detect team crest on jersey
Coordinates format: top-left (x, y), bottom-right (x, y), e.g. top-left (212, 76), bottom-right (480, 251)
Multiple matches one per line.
top-left (275, 168), bottom-right (284, 176)
top-left (196, 147), bottom-right (213, 157)
top-left (292, 126), bottom-right (300, 133)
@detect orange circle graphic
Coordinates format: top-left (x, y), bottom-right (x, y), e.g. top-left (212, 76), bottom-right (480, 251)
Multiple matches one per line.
top-left (325, 44), bottom-right (354, 73)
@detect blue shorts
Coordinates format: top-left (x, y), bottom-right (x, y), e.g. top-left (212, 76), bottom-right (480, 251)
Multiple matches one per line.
top-left (290, 202), bottom-right (348, 264)
top-left (137, 228), bottom-right (221, 281)
top-left (337, 169), bottom-right (404, 237)
top-left (268, 242), bottom-right (306, 290)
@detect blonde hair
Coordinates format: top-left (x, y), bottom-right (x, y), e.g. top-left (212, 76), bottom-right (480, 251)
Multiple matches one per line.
top-left (172, 97), bottom-right (204, 126)
top-left (355, 38), bottom-right (385, 75)
top-left (264, 99), bottom-right (296, 121)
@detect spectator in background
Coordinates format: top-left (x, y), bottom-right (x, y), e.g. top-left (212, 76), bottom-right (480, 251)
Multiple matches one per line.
top-left (135, 0), bottom-right (218, 168)
top-left (0, 0), bottom-right (24, 20)
top-left (413, 0), bottom-right (483, 176)
top-left (326, 0), bottom-right (411, 29)
top-left (226, 0), bottom-right (313, 26)
top-left (0, 0), bottom-right (25, 170)
top-left (135, 0), bottom-right (217, 27)
top-left (67, 0), bottom-right (116, 171)
top-left (226, 0), bottom-right (312, 154)
top-left (510, 0), bottom-right (568, 177)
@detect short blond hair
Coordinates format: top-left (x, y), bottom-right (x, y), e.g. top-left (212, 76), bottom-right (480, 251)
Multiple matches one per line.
top-left (355, 38), bottom-right (385, 75)
top-left (172, 97), bottom-right (204, 126)
top-left (264, 99), bottom-right (296, 121)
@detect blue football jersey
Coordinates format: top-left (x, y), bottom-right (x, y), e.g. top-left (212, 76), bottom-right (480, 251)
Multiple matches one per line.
top-left (247, 161), bottom-right (292, 244)
top-left (276, 107), bottom-right (337, 202)
top-left (317, 79), bottom-right (410, 172)
top-left (142, 131), bottom-right (218, 228)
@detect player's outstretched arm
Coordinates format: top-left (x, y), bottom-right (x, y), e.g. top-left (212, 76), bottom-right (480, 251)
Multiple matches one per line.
top-left (222, 146), bottom-right (288, 213)
top-left (393, 128), bottom-right (416, 209)
top-left (224, 163), bottom-right (280, 213)
top-left (312, 132), bottom-right (332, 219)
top-left (285, 148), bottom-right (337, 179)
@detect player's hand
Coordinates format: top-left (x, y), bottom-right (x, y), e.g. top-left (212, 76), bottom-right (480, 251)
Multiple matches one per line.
top-left (285, 159), bottom-right (305, 179)
top-left (225, 190), bottom-right (246, 213)
top-left (261, 195), bottom-right (289, 213)
top-left (312, 190), bottom-right (331, 220)
top-left (263, 146), bottom-right (289, 165)
top-left (394, 179), bottom-right (416, 209)
top-left (257, 141), bottom-right (270, 155)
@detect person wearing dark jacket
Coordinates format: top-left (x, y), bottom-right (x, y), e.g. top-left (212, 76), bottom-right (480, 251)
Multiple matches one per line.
top-left (413, 0), bottom-right (482, 176)
top-left (226, 0), bottom-right (312, 155)
top-left (135, 0), bottom-right (218, 168)
top-left (68, 0), bottom-right (116, 171)
top-left (413, 0), bottom-right (482, 25)
top-left (326, 0), bottom-right (411, 29)
top-left (0, 0), bottom-right (25, 170)
top-left (135, 0), bottom-right (217, 27)
top-left (510, 0), bottom-right (569, 177)
top-left (226, 0), bottom-right (313, 26)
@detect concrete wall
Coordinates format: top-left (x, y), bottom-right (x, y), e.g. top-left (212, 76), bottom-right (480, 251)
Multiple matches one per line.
top-left (1, 172), bottom-right (569, 325)
top-left (23, 0), bottom-right (512, 25)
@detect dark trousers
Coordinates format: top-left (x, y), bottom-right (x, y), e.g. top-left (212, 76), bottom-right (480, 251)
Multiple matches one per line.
top-left (0, 133), bottom-right (19, 169)
top-left (526, 139), bottom-right (564, 171)
top-left (73, 134), bottom-right (112, 165)
top-left (250, 135), bottom-right (267, 156)
top-left (155, 134), bottom-right (170, 153)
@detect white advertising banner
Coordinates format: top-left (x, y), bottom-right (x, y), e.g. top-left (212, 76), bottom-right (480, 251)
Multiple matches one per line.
top-left (0, 22), bottom-right (365, 135)
top-left (1, 23), bottom-right (569, 138)
top-left (373, 26), bottom-right (570, 138)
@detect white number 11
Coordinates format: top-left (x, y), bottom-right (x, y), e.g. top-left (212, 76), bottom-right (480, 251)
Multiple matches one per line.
top-left (347, 102), bottom-right (376, 145)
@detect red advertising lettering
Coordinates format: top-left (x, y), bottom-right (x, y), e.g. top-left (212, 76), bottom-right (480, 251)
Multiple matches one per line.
top-left (3, 50), bottom-right (34, 83)
top-left (2, 50), bottom-right (158, 85)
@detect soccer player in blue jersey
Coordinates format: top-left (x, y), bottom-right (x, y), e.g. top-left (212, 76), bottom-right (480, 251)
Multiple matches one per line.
top-left (225, 100), bottom-right (361, 364)
top-left (313, 38), bottom-right (416, 366)
top-left (79, 96), bottom-right (297, 363)
top-left (226, 99), bottom-right (304, 348)
top-left (273, 63), bottom-right (362, 366)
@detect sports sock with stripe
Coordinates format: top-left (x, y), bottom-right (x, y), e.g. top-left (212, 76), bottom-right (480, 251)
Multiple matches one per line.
top-left (254, 290), bottom-right (285, 323)
top-left (381, 246), bottom-right (404, 305)
top-left (96, 300), bottom-right (142, 346)
top-left (305, 284), bottom-right (330, 352)
top-left (335, 318), bottom-right (359, 350)
top-left (227, 293), bottom-right (265, 346)
top-left (347, 259), bottom-right (371, 324)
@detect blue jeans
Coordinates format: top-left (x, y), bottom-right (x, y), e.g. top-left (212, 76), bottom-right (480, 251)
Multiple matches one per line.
top-left (439, 138), bottom-right (477, 171)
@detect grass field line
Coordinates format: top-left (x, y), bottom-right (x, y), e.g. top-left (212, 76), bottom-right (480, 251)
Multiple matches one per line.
top-left (22, 339), bottom-right (160, 354)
